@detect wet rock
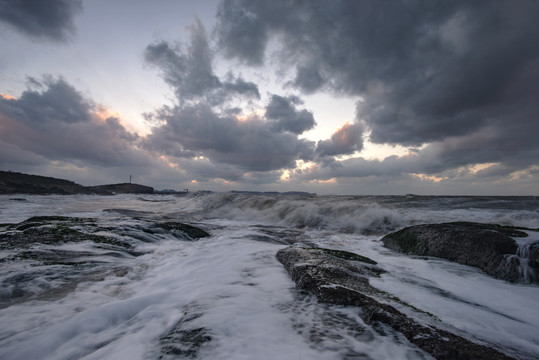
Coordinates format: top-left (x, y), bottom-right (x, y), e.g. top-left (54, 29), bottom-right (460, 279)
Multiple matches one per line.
top-left (134, 222), bottom-right (210, 241)
top-left (159, 304), bottom-right (211, 359)
top-left (0, 215), bottom-right (210, 310)
top-left (0, 216), bottom-right (139, 265)
top-left (160, 328), bottom-right (211, 359)
top-left (381, 222), bottom-right (538, 283)
top-left (0, 216), bottom-right (138, 308)
top-left (277, 246), bottom-right (515, 360)
top-left (153, 222), bottom-right (210, 240)
top-left (1, 221), bottom-right (131, 250)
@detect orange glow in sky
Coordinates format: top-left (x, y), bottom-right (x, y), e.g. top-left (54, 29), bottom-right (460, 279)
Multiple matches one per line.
top-left (311, 178), bottom-right (337, 184)
top-left (0, 93), bottom-right (17, 100)
top-left (411, 173), bottom-right (446, 183)
top-left (94, 107), bottom-right (122, 122)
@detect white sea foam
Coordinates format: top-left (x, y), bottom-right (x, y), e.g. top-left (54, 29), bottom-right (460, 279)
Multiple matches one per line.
top-left (0, 194), bottom-right (537, 359)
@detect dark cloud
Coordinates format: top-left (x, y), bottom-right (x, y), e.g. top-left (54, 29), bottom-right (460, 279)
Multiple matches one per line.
top-left (144, 102), bottom-right (315, 172)
top-left (0, 77), bottom-right (149, 167)
top-left (316, 122), bottom-right (364, 157)
top-left (174, 157), bottom-right (283, 185)
top-left (1, 76), bottom-right (93, 126)
top-left (217, 0), bottom-right (539, 180)
top-left (145, 19), bottom-right (259, 105)
top-left (144, 41), bottom-right (188, 97)
top-left (0, 141), bottom-right (46, 167)
top-left (144, 19), bottom-right (316, 179)
top-left (474, 164), bottom-right (515, 179)
top-left (145, 20), bottom-right (220, 102)
top-left (0, 0), bottom-right (82, 42)
top-left (215, 0), bottom-right (271, 65)
top-left (265, 94), bottom-right (315, 134)
top-left (295, 128), bottom-right (539, 186)
top-left (292, 63), bottom-right (324, 94)
top-left (222, 76), bottom-right (260, 99)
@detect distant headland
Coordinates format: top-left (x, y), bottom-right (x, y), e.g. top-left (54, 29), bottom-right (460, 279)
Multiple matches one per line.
top-left (0, 171), bottom-right (154, 195)
top-left (0, 171), bottom-right (317, 196)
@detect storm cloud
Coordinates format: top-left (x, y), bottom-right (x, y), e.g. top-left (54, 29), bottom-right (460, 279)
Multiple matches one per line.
top-left (1, 76), bottom-right (92, 125)
top-left (316, 122), bottom-right (364, 157)
top-left (216, 0), bottom-right (539, 185)
top-left (144, 21), bottom-right (316, 178)
top-left (2, 1), bottom-right (538, 194)
top-left (144, 19), bottom-right (259, 105)
top-left (0, 0), bottom-right (82, 42)
top-left (145, 100), bottom-right (315, 173)
top-left (0, 77), bottom-right (148, 167)
top-left (265, 95), bottom-right (315, 135)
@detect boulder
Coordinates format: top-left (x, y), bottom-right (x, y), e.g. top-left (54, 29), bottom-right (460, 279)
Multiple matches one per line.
top-left (381, 222), bottom-right (538, 283)
top-left (277, 246), bottom-right (515, 360)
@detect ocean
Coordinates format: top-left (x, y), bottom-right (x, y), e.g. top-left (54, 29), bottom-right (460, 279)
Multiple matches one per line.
top-left (0, 193), bottom-right (538, 359)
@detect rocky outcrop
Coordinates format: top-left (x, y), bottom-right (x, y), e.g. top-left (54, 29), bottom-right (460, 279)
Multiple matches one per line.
top-left (0, 216), bottom-right (211, 308)
top-left (277, 246), bottom-right (515, 360)
top-left (2, 216), bottom-right (123, 246)
top-left (381, 222), bottom-right (538, 283)
top-left (0, 216), bottom-right (210, 252)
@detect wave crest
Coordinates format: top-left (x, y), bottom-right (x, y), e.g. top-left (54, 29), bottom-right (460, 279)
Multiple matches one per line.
top-left (189, 193), bottom-right (406, 235)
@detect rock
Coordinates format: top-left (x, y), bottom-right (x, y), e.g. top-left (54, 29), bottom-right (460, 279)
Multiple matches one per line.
top-left (381, 222), bottom-right (538, 283)
top-left (153, 222), bottom-right (210, 239)
top-left (277, 246), bottom-right (515, 360)
top-left (159, 304), bottom-right (211, 359)
top-left (276, 247), bottom-right (383, 297)
top-left (0, 216), bottom-right (211, 310)
top-left (0, 216), bottom-right (138, 308)
top-left (1, 216), bottom-right (131, 250)
top-left (160, 328), bottom-right (211, 359)
top-left (122, 221), bottom-right (210, 241)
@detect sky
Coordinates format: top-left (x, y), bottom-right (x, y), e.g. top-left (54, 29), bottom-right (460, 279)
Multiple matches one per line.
top-left (1, 0), bottom-right (538, 195)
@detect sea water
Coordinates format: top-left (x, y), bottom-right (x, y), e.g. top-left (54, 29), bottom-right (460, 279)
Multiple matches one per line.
top-left (0, 194), bottom-right (538, 359)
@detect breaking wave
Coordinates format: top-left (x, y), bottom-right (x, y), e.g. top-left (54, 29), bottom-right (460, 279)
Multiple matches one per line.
top-left (167, 193), bottom-right (539, 235)
top-left (186, 193), bottom-right (405, 235)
